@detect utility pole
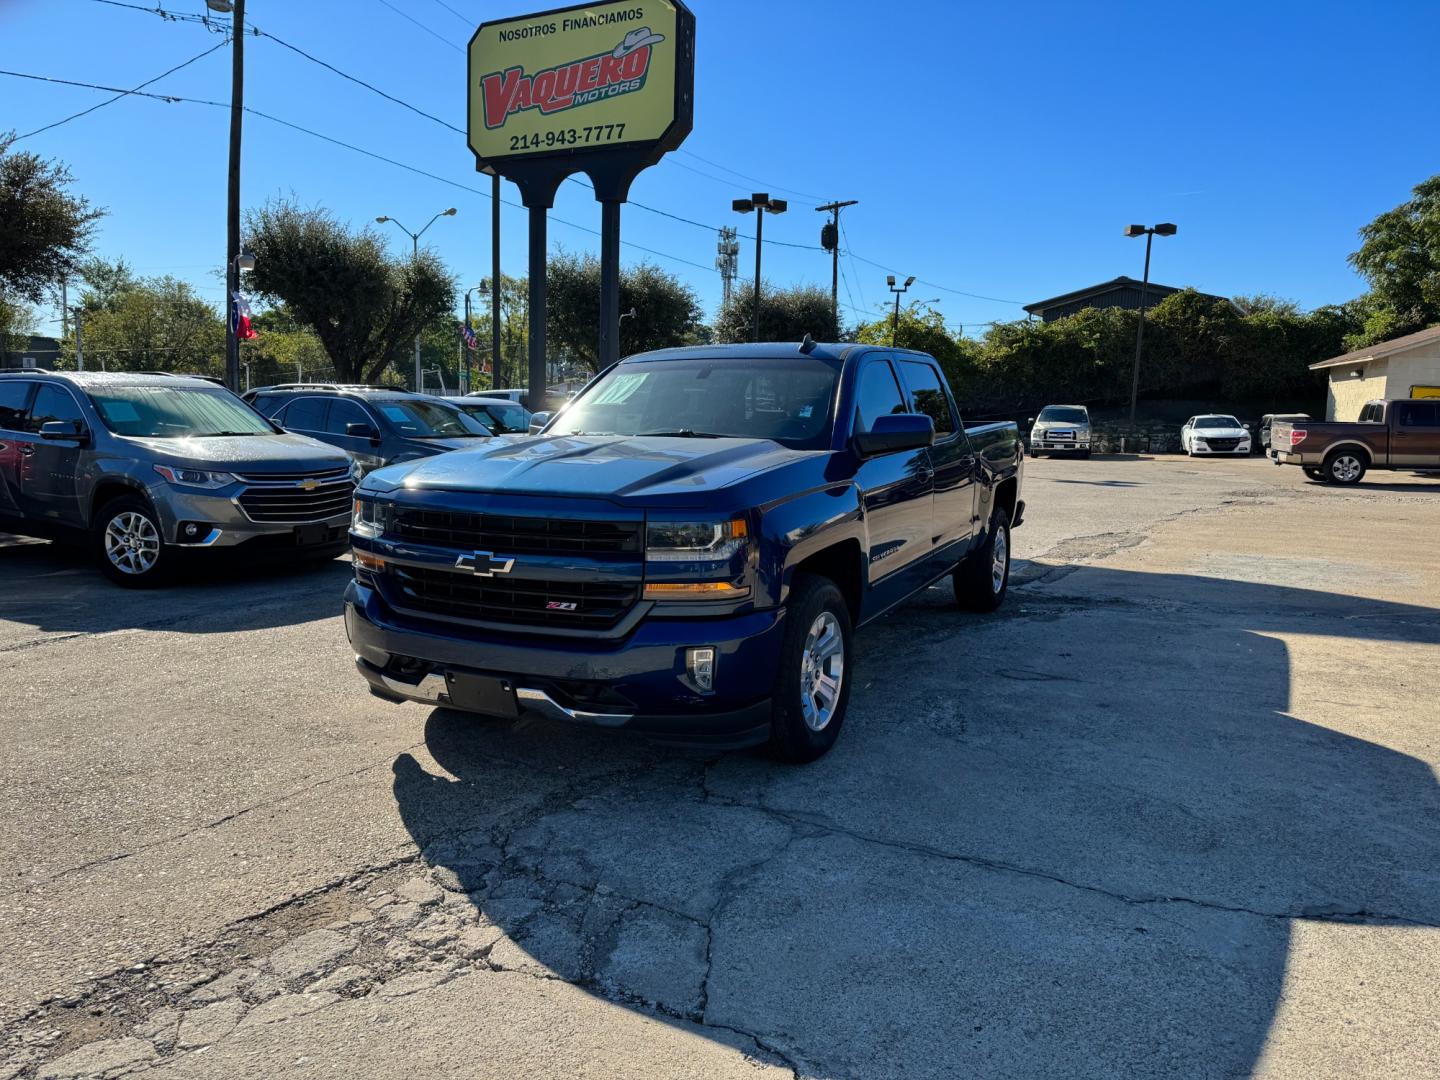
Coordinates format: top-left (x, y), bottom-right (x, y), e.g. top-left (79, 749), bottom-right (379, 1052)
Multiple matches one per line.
top-left (815, 199), bottom-right (857, 334)
top-left (221, 0), bottom-right (245, 393)
top-left (72, 307), bottom-right (84, 372)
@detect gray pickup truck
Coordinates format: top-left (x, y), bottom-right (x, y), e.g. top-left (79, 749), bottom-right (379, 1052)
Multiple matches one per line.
top-left (0, 370), bottom-right (356, 585)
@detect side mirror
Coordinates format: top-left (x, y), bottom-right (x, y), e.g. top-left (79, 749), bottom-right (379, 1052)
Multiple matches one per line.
top-left (527, 411), bottom-right (553, 434)
top-left (1242, 423), bottom-right (1251, 430)
top-left (1026, 417), bottom-right (1035, 426)
top-left (853, 413), bottom-right (935, 457)
top-left (346, 422), bottom-right (381, 445)
top-left (40, 420), bottom-right (88, 444)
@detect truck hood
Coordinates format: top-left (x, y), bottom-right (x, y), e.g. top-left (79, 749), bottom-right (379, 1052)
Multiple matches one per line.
top-left (125, 432), bottom-right (352, 472)
top-left (363, 434), bottom-right (818, 501)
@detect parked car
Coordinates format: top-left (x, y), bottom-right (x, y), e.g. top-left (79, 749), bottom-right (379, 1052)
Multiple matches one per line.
top-left (469, 387), bottom-right (572, 412)
top-left (244, 386), bottom-right (491, 474)
top-left (1181, 414), bottom-right (1252, 456)
top-left (1258, 412), bottom-right (1310, 454)
top-left (0, 371), bottom-right (356, 586)
top-left (347, 341), bottom-right (1025, 763)
top-left (450, 396), bottom-right (531, 435)
top-left (1270, 399), bottom-right (1440, 484)
top-left (1028, 404), bottom-right (1091, 457)
top-left (468, 388), bottom-right (529, 404)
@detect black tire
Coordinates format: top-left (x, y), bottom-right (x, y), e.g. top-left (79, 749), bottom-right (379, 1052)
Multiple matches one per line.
top-left (955, 505), bottom-right (1011, 613)
top-left (92, 494), bottom-right (173, 587)
top-left (1322, 449), bottom-right (1367, 485)
top-left (768, 574), bottom-right (853, 764)
top-left (1303, 467), bottom-right (1325, 481)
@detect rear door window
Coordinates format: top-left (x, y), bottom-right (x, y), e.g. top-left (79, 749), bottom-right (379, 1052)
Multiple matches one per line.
top-left (280, 397), bottom-right (329, 433)
top-left (0, 382), bottom-right (35, 431)
top-left (1395, 401), bottom-right (1439, 426)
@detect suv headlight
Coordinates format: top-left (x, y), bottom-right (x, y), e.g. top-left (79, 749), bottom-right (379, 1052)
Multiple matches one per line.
top-left (644, 517), bottom-right (751, 601)
top-left (153, 465), bottom-right (236, 490)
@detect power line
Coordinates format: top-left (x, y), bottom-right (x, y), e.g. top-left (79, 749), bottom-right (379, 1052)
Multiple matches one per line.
top-left (675, 149), bottom-right (824, 203)
top-left (14, 39), bottom-right (226, 141)
top-left (424, 0), bottom-right (474, 27)
top-left (371, 0), bottom-right (464, 54)
top-left (86, 0), bottom-right (233, 30)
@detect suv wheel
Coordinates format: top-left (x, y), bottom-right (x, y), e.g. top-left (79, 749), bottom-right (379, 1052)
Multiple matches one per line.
top-left (94, 495), bottom-right (171, 587)
top-left (1323, 449), bottom-right (1367, 485)
top-left (955, 505), bottom-right (1011, 612)
top-left (769, 574), bottom-right (852, 763)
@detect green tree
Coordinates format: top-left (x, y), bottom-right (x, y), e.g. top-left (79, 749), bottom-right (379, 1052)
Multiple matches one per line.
top-left (853, 304), bottom-right (981, 399)
top-left (1347, 174), bottom-right (1440, 342)
top-left (244, 199), bottom-right (456, 385)
top-left (69, 266), bottom-right (224, 374)
top-left (545, 252), bottom-right (704, 372)
top-left (0, 295), bottom-right (39, 360)
top-left (0, 134), bottom-right (104, 303)
top-left (714, 282), bottom-right (838, 344)
top-left (242, 305), bottom-right (334, 387)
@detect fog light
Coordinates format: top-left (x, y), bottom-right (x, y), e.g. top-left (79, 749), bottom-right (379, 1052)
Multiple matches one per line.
top-left (184, 523), bottom-right (200, 537)
top-left (686, 647), bottom-right (716, 693)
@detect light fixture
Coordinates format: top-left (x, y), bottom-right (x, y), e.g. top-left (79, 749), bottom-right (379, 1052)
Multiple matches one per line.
top-left (235, 248), bottom-right (255, 272)
top-left (204, 0), bottom-right (234, 11)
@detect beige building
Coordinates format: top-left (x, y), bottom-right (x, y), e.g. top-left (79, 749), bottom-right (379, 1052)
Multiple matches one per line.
top-left (1310, 324), bottom-right (1440, 420)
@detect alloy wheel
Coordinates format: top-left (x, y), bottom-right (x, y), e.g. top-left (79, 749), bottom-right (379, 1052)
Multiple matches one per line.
top-left (104, 511), bottom-right (161, 575)
top-left (798, 610), bottom-right (845, 732)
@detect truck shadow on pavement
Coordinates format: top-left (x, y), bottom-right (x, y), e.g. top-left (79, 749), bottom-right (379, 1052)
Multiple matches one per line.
top-left (390, 566), bottom-right (1440, 1078)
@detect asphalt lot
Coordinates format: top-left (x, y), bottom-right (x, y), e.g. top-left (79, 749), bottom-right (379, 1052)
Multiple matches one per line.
top-left (2, 454), bottom-right (1438, 1079)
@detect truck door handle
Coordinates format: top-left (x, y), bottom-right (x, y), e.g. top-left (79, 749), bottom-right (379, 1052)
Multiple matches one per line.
top-left (915, 466), bottom-right (934, 483)
top-left (17, 445), bottom-right (35, 457)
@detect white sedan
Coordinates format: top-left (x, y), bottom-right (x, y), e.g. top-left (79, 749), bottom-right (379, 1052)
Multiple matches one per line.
top-left (1181, 415), bottom-right (1252, 456)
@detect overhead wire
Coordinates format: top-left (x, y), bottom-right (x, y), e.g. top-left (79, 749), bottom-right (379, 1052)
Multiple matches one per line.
top-left (13, 39), bottom-right (226, 141)
top-left (370, 0), bottom-right (465, 54)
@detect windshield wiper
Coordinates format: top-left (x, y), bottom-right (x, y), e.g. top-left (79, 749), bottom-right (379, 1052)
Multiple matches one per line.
top-left (636, 429), bottom-right (724, 438)
top-left (194, 431), bottom-right (265, 437)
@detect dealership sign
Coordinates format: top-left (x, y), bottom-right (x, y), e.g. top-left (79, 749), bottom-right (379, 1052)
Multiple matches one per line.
top-left (468, 1), bottom-right (693, 173)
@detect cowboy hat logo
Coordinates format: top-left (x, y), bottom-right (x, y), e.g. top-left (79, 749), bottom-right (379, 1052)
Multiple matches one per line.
top-left (612, 27), bottom-right (665, 59)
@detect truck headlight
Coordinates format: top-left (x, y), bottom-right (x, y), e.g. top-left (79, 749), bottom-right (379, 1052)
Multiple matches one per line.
top-left (644, 517), bottom-right (751, 601)
top-left (352, 497), bottom-right (384, 538)
top-left (153, 464), bottom-right (236, 490)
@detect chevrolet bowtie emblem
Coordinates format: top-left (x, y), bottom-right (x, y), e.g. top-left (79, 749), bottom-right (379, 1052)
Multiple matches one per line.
top-left (455, 550), bottom-right (515, 577)
top-left (298, 479), bottom-right (319, 492)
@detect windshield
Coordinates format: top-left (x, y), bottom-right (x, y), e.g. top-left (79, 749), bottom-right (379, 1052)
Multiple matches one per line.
top-left (458, 400), bottom-right (528, 434)
top-left (552, 355), bottom-right (841, 448)
top-left (1037, 407), bottom-right (1088, 424)
top-left (374, 400), bottom-right (490, 438)
top-left (1196, 415), bottom-right (1240, 428)
top-left (87, 385), bottom-right (275, 438)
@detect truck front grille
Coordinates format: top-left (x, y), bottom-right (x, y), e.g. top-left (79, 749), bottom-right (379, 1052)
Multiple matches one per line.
top-left (391, 566), bottom-right (638, 629)
top-left (237, 478), bottom-right (355, 523)
top-left (391, 509), bottom-right (641, 555)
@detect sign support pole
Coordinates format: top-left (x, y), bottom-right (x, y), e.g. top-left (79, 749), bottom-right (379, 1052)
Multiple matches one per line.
top-left (491, 173), bottom-right (502, 387)
top-left (527, 204), bottom-right (548, 411)
top-left (599, 200), bottom-right (622, 369)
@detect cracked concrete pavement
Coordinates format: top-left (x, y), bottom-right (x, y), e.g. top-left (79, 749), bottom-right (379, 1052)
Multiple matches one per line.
top-left (3, 455), bottom-right (1438, 1078)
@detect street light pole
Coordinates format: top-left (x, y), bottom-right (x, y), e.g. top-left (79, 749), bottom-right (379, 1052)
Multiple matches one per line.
top-left (376, 208), bottom-right (458, 392)
top-left (732, 193), bottom-right (787, 342)
top-left (1123, 222), bottom-right (1177, 423)
top-left (887, 274), bottom-right (914, 347)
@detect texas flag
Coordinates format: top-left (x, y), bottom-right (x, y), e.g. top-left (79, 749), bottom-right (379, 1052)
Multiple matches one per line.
top-left (231, 292), bottom-right (257, 341)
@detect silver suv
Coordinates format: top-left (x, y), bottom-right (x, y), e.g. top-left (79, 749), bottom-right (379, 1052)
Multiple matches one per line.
top-left (0, 371), bottom-right (357, 586)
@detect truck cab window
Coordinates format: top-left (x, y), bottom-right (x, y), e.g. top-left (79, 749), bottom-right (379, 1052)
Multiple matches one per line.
top-left (854, 361), bottom-right (906, 432)
top-left (900, 361), bottom-right (956, 436)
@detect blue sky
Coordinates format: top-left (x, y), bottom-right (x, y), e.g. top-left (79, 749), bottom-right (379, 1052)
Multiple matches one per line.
top-left (5, 0), bottom-right (1440, 339)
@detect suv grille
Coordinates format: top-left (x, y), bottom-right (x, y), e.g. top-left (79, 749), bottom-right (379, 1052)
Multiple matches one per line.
top-left (391, 509), bottom-right (641, 555)
top-left (237, 478), bottom-right (355, 523)
top-left (234, 467), bottom-right (351, 483)
top-left (391, 565), bottom-right (637, 629)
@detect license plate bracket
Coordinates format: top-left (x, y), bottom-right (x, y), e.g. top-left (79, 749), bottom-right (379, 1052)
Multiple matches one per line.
top-left (294, 523), bottom-right (328, 546)
top-left (445, 673), bottom-right (520, 718)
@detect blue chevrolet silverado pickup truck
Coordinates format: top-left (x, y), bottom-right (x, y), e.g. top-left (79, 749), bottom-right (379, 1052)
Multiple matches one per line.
top-left (346, 341), bottom-right (1024, 762)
